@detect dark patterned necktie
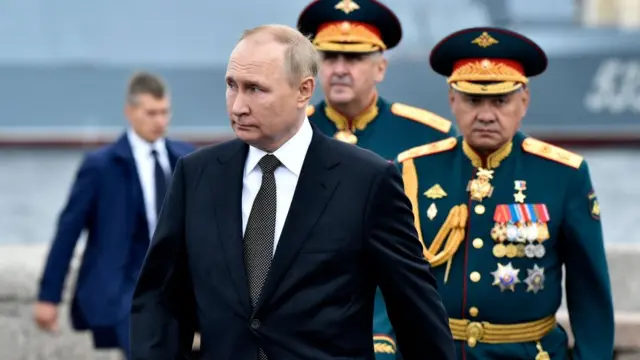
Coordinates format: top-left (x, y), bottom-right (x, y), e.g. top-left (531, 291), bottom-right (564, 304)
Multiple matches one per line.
top-left (244, 154), bottom-right (280, 360)
top-left (151, 149), bottom-right (167, 216)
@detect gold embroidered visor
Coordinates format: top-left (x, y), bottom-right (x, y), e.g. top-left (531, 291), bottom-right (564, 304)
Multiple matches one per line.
top-left (313, 21), bottom-right (386, 53)
top-left (448, 58), bottom-right (529, 95)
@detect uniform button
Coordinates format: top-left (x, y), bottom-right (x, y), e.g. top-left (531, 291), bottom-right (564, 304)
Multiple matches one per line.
top-left (250, 319), bottom-right (261, 330)
top-left (474, 204), bottom-right (485, 215)
top-left (470, 272), bottom-right (481, 282)
top-left (469, 307), bottom-right (479, 317)
top-left (472, 238), bottom-right (483, 249)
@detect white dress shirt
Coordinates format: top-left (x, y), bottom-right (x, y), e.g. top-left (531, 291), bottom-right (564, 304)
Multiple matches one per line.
top-left (127, 130), bottom-right (172, 238)
top-left (242, 118), bottom-right (313, 255)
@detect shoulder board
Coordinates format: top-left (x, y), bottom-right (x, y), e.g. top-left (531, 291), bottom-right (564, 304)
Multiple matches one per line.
top-left (397, 137), bottom-right (457, 163)
top-left (306, 105), bottom-right (315, 116)
top-left (390, 102), bottom-right (452, 133)
top-left (522, 137), bottom-right (583, 169)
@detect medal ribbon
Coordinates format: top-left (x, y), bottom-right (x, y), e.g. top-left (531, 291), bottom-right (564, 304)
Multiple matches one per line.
top-left (493, 204), bottom-right (510, 223)
top-left (518, 203), bottom-right (531, 223)
top-left (534, 204), bottom-right (550, 222)
top-left (525, 203), bottom-right (538, 223)
top-left (509, 204), bottom-right (523, 224)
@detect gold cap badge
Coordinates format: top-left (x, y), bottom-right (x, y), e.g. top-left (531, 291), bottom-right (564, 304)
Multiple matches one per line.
top-left (471, 32), bottom-right (498, 48)
top-left (335, 0), bottom-right (360, 14)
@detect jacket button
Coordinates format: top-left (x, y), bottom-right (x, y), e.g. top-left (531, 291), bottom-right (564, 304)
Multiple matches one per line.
top-left (250, 319), bottom-right (261, 329)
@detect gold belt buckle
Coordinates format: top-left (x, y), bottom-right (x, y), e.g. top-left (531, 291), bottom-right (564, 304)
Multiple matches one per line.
top-left (466, 321), bottom-right (484, 348)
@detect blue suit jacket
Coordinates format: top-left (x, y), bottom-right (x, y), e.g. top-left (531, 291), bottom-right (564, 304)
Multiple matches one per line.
top-left (38, 133), bottom-right (195, 337)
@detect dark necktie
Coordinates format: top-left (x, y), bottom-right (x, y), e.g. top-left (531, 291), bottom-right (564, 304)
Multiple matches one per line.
top-left (244, 154), bottom-right (281, 360)
top-left (151, 149), bottom-right (167, 216)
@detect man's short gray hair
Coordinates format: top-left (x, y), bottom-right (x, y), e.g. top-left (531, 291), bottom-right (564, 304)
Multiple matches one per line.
top-left (240, 24), bottom-right (320, 86)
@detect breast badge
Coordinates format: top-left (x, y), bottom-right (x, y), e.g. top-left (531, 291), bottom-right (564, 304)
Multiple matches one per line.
top-left (491, 262), bottom-right (521, 292)
top-left (467, 168), bottom-right (494, 202)
top-left (525, 264), bottom-right (545, 294)
top-left (514, 180), bottom-right (527, 203)
top-left (424, 184), bottom-right (447, 221)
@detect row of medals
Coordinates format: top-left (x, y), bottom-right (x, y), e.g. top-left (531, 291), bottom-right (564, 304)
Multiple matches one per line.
top-left (491, 221), bottom-right (549, 259)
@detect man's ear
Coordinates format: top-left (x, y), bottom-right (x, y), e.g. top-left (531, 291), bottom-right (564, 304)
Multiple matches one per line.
top-left (374, 56), bottom-right (388, 83)
top-left (520, 86), bottom-right (530, 118)
top-left (448, 88), bottom-right (456, 107)
top-left (124, 103), bottom-right (135, 126)
top-left (297, 76), bottom-right (315, 109)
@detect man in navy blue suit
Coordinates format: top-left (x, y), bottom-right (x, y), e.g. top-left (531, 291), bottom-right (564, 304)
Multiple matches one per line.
top-left (33, 72), bottom-right (195, 359)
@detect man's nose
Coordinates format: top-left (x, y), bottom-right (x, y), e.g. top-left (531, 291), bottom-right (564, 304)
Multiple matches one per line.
top-left (476, 111), bottom-right (496, 123)
top-left (475, 103), bottom-right (497, 123)
top-left (332, 58), bottom-right (350, 75)
top-left (231, 94), bottom-right (250, 116)
top-left (156, 114), bottom-right (170, 126)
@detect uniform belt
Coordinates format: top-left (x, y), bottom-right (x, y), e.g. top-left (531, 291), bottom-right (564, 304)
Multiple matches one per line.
top-left (449, 315), bottom-right (556, 348)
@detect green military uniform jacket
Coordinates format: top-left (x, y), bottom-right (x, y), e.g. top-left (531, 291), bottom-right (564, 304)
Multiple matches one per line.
top-left (308, 96), bottom-right (456, 359)
top-left (394, 131), bottom-right (614, 360)
top-left (307, 96), bottom-right (456, 161)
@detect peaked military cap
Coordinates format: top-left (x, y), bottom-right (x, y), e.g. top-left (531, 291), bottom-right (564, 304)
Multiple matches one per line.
top-left (429, 27), bottom-right (548, 95)
top-left (297, 0), bottom-right (402, 53)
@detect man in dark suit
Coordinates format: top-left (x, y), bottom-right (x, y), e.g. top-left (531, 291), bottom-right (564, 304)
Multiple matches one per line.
top-left (130, 24), bottom-right (455, 360)
top-left (34, 72), bottom-right (195, 359)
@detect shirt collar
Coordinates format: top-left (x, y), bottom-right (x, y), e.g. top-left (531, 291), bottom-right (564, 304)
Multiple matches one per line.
top-left (127, 129), bottom-right (167, 156)
top-left (245, 117), bottom-right (313, 177)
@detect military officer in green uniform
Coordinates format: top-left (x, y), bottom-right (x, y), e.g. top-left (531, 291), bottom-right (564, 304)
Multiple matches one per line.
top-left (391, 27), bottom-right (615, 359)
top-left (297, 0), bottom-right (457, 159)
top-left (297, 1), bottom-right (457, 358)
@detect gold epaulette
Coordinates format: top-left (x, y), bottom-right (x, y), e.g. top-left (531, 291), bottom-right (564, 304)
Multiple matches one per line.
top-left (522, 137), bottom-right (583, 169)
top-left (397, 137), bottom-right (457, 163)
top-left (306, 105), bottom-right (315, 116)
top-left (390, 102), bottom-right (452, 133)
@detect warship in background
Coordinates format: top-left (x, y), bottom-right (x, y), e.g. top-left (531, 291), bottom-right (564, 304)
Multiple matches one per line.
top-left (0, 0), bottom-right (639, 147)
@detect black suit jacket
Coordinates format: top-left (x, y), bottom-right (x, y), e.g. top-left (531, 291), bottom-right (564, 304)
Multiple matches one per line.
top-left (130, 127), bottom-right (455, 360)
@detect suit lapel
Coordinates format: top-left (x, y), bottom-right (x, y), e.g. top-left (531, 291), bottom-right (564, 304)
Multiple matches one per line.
top-left (256, 131), bottom-right (341, 311)
top-left (166, 140), bottom-right (179, 171)
top-left (210, 140), bottom-right (252, 313)
top-left (166, 139), bottom-right (189, 171)
top-left (112, 134), bottom-right (145, 236)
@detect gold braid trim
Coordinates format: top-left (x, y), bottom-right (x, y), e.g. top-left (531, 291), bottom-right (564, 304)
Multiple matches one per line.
top-left (373, 343), bottom-right (396, 353)
top-left (373, 335), bottom-right (396, 354)
top-left (451, 81), bottom-right (523, 95)
top-left (427, 204), bottom-right (468, 283)
top-left (401, 159), bottom-right (428, 258)
top-left (401, 158), bottom-right (468, 271)
top-left (462, 140), bottom-right (513, 169)
top-left (449, 315), bottom-right (556, 353)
